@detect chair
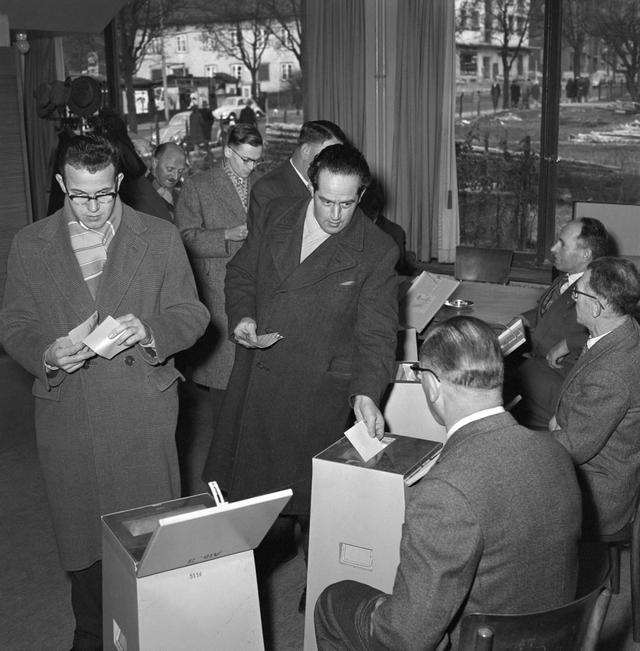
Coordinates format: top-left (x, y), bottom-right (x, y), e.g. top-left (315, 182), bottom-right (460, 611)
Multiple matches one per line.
top-left (598, 488), bottom-right (640, 641)
top-left (454, 246), bottom-right (514, 284)
top-left (457, 575), bottom-right (612, 651)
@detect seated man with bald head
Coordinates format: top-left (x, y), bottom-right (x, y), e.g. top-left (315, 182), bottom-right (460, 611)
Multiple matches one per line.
top-left (149, 142), bottom-right (187, 220)
top-left (315, 316), bottom-right (581, 651)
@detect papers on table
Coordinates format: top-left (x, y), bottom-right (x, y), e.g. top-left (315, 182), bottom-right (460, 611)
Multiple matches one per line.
top-left (344, 420), bottom-right (393, 463)
top-left (400, 272), bottom-right (460, 332)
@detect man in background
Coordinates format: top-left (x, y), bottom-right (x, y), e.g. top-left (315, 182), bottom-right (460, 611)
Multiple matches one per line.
top-left (514, 217), bottom-right (609, 428)
top-left (0, 135), bottom-right (208, 650)
top-left (552, 257), bottom-right (640, 538)
top-left (149, 142), bottom-right (188, 220)
top-left (248, 119), bottom-right (346, 227)
top-left (315, 316), bottom-right (581, 651)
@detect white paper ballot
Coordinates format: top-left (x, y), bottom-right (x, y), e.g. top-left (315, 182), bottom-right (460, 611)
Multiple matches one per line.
top-left (344, 420), bottom-right (393, 462)
top-left (82, 315), bottom-right (130, 359)
top-left (68, 311), bottom-right (99, 345)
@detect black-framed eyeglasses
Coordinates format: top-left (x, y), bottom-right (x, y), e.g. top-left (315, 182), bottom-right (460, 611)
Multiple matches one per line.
top-left (229, 147), bottom-right (263, 166)
top-left (409, 364), bottom-right (440, 382)
top-left (570, 286), bottom-right (604, 309)
top-left (66, 191), bottom-right (118, 206)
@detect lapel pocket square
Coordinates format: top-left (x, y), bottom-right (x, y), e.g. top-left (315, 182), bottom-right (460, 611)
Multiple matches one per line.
top-left (339, 280), bottom-right (356, 286)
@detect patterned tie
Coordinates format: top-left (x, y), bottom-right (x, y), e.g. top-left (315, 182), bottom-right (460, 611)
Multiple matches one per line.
top-left (540, 275), bottom-right (568, 315)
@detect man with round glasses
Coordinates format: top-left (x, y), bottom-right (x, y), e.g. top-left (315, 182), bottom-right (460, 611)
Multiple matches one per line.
top-left (0, 134), bottom-right (209, 650)
top-left (175, 123), bottom-right (263, 487)
top-left (551, 257), bottom-right (640, 538)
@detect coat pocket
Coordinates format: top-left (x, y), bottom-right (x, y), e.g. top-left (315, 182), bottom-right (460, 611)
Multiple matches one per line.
top-left (32, 378), bottom-right (62, 401)
top-left (146, 365), bottom-right (184, 392)
top-left (327, 357), bottom-right (352, 377)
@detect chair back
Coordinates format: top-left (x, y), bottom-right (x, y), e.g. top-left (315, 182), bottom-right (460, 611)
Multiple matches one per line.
top-left (454, 246), bottom-right (513, 284)
top-left (457, 577), bottom-right (611, 651)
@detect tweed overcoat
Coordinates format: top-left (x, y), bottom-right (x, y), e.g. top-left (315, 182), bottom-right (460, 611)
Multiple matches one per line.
top-left (555, 317), bottom-right (640, 535)
top-left (347, 413), bottom-right (581, 651)
top-left (202, 196), bottom-right (399, 513)
top-left (175, 163), bottom-right (258, 389)
top-left (0, 204), bottom-right (209, 570)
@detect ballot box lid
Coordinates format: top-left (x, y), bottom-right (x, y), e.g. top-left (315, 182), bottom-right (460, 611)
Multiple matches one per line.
top-left (102, 489), bottom-right (292, 578)
top-left (315, 435), bottom-right (442, 480)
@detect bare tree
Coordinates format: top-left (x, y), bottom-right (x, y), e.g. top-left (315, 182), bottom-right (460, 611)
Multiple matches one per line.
top-left (563, 0), bottom-right (598, 78)
top-left (199, 0), bottom-right (273, 99)
top-left (117, 0), bottom-right (179, 133)
top-left (458, 0), bottom-right (532, 109)
top-left (263, 0), bottom-right (302, 68)
top-left (591, 0), bottom-right (640, 101)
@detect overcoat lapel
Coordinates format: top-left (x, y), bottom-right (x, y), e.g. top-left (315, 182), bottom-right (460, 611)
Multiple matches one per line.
top-left (269, 202), bottom-right (364, 291)
top-left (40, 212), bottom-right (95, 321)
top-left (95, 207), bottom-right (148, 317)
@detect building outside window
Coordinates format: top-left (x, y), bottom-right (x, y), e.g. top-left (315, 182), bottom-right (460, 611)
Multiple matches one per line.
top-left (281, 62), bottom-right (293, 81)
top-left (231, 64), bottom-right (243, 81)
top-left (176, 34), bottom-right (187, 53)
top-left (205, 64), bottom-right (217, 77)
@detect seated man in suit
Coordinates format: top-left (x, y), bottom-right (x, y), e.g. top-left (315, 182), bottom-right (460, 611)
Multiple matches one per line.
top-left (514, 217), bottom-right (609, 428)
top-left (248, 119), bottom-right (345, 227)
top-left (315, 316), bottom-right (582, 651)
top-left (551, 257), bottom-right (640, 538)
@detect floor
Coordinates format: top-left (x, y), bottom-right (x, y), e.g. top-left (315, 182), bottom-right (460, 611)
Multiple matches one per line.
top-left (0, 352), bottom-right (638, 650)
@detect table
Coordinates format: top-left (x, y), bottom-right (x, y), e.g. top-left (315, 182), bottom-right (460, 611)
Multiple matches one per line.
top-left (432, 280), bottom-right (545, 328)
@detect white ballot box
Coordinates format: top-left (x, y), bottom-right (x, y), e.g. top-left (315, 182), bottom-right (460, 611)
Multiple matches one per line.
top-left (382, 363), bottom-right (448, 443)
top-left (303, 435), bottom-right (442, 651)
top-left (102, 489), bottom-right (291, 651)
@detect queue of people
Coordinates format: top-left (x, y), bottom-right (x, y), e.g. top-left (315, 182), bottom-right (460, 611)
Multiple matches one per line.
top-left (2, 111), bottom-right (640, 650)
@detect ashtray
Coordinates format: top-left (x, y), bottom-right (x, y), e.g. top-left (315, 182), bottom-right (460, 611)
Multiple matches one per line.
top-left (444, 298), bottom-right (474, 309)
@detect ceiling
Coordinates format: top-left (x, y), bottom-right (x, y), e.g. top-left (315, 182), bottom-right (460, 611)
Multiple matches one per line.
top-left (1, 0), bottom-right (129, 34)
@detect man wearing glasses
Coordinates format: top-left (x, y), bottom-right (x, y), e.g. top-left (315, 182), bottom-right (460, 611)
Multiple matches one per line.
top-left (175, 124), bottom-right (263, 479)
top-left (315, 317), bottom-right (580, 651)
top-left (551, 257), bottom-right (640, 538)
top-left (0, 134), bottom-right (209, 650)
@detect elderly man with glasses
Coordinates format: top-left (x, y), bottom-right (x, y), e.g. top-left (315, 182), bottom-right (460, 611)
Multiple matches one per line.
top-left (551, 257), bottom-right (640, 539)
top-left (0, 134), bottom-right (209, 650)
top-left (314, 316), bottom-right (581, 651)
top-left (175, 123), bottom-right (263, 450)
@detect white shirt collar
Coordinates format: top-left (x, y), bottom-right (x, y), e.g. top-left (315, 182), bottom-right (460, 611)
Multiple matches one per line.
top-left (289, 158), bottom-right (313, 195)
top-left (586, 331), bottom-right (613, 349)
top-left (447, 406), bottom-right (506, 440)
top-left (560, 271), bottom-right (583, 294)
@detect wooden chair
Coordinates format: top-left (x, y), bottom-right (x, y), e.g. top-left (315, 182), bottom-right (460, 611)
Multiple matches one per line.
top-left (457, 575), bottom-right (612, 651)
top-left (598, 488), bottom-right (640, 641)
top-left (454, 246), bottom-right (513, 284)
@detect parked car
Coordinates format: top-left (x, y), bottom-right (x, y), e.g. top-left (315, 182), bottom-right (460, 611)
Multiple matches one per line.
top-left (151, 111), bottom-right (221, 148)
top-left (212, 96), bottom-right (264, 121)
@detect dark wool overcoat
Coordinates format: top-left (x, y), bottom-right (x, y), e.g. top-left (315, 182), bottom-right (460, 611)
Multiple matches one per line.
top-left (0, 204), bottom-right (209, 570)
top-left (202, 197), bottom-right (399, 513)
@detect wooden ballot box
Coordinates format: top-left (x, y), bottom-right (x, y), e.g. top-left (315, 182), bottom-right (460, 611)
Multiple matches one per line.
top-left (102, 489), bottom-right (291, 651)
top-left (303, 436), bottom-right (442, 651)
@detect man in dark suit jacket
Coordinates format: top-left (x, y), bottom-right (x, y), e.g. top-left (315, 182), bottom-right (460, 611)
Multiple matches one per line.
top-left (202, 144), bottom-right (398, 519)
top-left (552, 257), bottom-right (640, 537)
top-left (315, 317), bottom-right (581, 651)
top-left (248, 120), bottom-right (345, 228)
top-left (514, 217), bottom-right (609, 428)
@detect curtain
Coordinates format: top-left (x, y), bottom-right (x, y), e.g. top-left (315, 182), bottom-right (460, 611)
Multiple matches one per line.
top-left (390, 0), bottom-right (458, 262)
top-left (23, 36), bottom-right (58, 221)
top-left (303, 0), bottom-right (366, 147)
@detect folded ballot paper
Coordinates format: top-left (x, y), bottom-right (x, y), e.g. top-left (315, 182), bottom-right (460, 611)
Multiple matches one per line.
top-left (68, 311), bottom-right (130, 359)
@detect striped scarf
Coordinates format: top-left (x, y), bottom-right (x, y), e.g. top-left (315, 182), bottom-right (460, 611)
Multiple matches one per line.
top-left (223, 159), bottom-right (249, 212)
top-left (66, 199), bottom-right (122, 298)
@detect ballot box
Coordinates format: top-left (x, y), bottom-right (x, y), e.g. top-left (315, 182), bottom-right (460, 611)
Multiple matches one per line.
top-left (102, 488), bottom-right (292, 651)
top-left (303, 435), bottom-right (442, 651)
top-left (382, 362), bottom-right (447, 443)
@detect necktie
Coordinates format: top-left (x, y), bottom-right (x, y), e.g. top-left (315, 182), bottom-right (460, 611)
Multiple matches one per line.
top-left (540, 275), bottom-right (567, 315)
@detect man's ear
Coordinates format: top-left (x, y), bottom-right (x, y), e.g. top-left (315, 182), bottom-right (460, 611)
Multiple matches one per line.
top-left (115, 172), bottom-right (124, 190)
top-left (55, 173), bottom-right (65, 194)
top-left (421, 372), bottom-right (440, 404)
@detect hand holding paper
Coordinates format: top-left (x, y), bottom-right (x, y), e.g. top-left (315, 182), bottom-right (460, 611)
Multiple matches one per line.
top-left (344, 420), bottom-right (392, 462)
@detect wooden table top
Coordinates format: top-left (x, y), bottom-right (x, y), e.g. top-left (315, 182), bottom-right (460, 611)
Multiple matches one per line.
top-left (433, 281), bottom-right (545, 328)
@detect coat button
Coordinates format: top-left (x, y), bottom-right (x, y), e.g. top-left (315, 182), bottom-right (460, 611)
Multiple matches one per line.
top-left (124, 355), bottom-right (135, 366)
